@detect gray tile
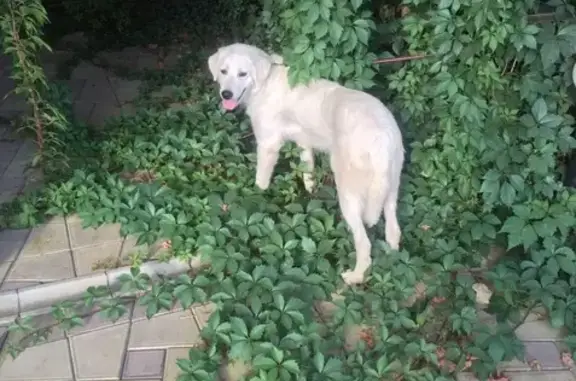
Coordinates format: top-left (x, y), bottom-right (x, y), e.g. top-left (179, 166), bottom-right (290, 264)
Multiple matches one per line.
top-left (128, 310), bottom-right (201, 349)
top-left (20, 222), bottom-right (70, 256)
top-left (0, 176), bottom-right (24, 203)
top-left (70, 61), bottom-right (109, 81)
top-left (0, 339), bottom-right (72, 380)
top-left (524, 341), bottom-right (564, 370)
top-left (191, 303), bottom-right (215, 329)
top-left (71, 323), bottom-right (129, 379)
top-left (68, 221), bottom-right (122, 249)
top-left (8, 249), bottom-right (74, 281)
top-left (0, 280), bottom-right (41, 291)
top-left (89, 102), bottom-right (122, 127)
top-left (122, 350), bottom-right (165, 379)
top-left (0, 228), bottom-right (30, 242)
top-left (3, 140), bottom-right (37, 178)
top-left (73, 101), bottom-right (94, 123)
top-left (108, 76), bottom-right (141, 104)
top-left (0, 261), bottom-right (11, 281)
top-left (72, 240), bottom-right (123, 276)
top-left (163, 348), bottom-right (190, 381)
top-left (516, 320), bottom-right (565, 341)
top-left (78, 79), bottom-right (117, 104)
top-left (0, 141), bottom-right (20, 164)
top-left (132, 302), bottom-right (182, 321)
top-left (500, 371), bottom-right (576, 381)
top-left (69, 304), bottom-right (131, 336)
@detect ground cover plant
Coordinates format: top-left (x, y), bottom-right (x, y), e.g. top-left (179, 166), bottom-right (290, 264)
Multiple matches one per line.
top-left (2, 0), bottom-right (576, 380)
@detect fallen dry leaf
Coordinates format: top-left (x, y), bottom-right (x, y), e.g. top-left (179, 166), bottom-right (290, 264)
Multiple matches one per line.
top-left (528, 359), bottom-right (542, 371)
top-left (561, 351), bottom-right (575, 369)
top-left (473, 282), bottom-right (493, 305)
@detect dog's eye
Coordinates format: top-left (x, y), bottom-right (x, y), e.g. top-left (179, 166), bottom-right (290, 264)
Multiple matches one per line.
top-left (238, 72), bottom-right (247, 77)
top-left (220, 69), bottom-right (228, 75)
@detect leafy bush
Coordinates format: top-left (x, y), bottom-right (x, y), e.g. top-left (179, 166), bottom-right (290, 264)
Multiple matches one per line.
top-left (3, 0), bottom-right (576, 380)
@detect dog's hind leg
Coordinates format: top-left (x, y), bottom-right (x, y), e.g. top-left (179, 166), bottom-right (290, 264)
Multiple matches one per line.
top-left (300, 147), bottom-right (315, 192)
top-left (331, 155), bottom-right (372, 285)
top-left (383, 188), bottom-right (401, 250)
top-left (339, 192), bottom-right (372, 285)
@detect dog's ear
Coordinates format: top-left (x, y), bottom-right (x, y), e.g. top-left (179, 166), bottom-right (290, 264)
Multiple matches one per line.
top-left (208, 50), bottom-right (221, 81)
top-left (251, 54), bottom-right (274, 91)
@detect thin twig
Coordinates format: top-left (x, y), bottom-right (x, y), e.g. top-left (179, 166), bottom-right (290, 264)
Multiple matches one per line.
top-left (373, 54), bottom-right (429, 65)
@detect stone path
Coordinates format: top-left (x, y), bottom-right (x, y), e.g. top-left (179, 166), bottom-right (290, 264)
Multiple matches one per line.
top-left (0, 37), bottom-right (575, 381)
top-left (0, 302), bottom-right (213, 381)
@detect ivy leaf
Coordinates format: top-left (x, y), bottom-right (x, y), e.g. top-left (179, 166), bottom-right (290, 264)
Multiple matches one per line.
top-left (301, 236), bottom-right (317, 254)
top-left (541, 41), bottom-right (560, 69)
top-left (499, 182), bottom-right (516, 206)
top-left (488, 340), bottom-right (505, 362)
top-left (350, 0), bottom-right (362, 11)
top-left (531, 98), bottom-right (548, 122)
top-left (253, 354), bottom-right (277, 370)
top-left (329, 21), bottom-right (344, 43)
top-left (558, 25), bottom-right (576, 38)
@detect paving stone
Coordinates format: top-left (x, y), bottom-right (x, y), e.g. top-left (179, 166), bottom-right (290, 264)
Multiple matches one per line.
top-left (71, 323), bottom-right (129, 380)
top-left (0, 280), bottom-right (41, 291)
top-left (0, 92), bottom-right (29, 116)
top-left (68, 304), bottom-right (132, 336)
top-left (68, 221), bottom-right (122, 248)
top-left (191, 303), bottom-right (216, 329)
top-left (0, 229), bottom-right (29, 262)
top-left (2, 140), bottom-right (36, 178)
top-left (73, 101), bottom-right (94, 123)
top-left (57, 79), bottom-right (86, 102)
top-left (132, 302), bottom-right (182, 321)
top-left (0, 176), bottom-right (25, 203)
top-left (0, 141), bottom-right (20, 164)
top-left (78, 79), bottom-right (117, 104)
top-left (163, 348), bottom-right (191, 381)
top-left (516, 320), bottom-right (565, 341)
top-left (501, 371), bottom-right (576, 381)
top-left (524, 341), bottom-right (564, 370)
top-left (0, 261), bottom-right (11, 282)
top-left (73, 240), bottom-right (123, 276)
top-left (137, 53), bottom-right (160, 70)
top-left (96, 48), bottom-right (140, 68)
top-left (20, 221), bottom-right (70, 256)
top-left (0, 339), bottom-right (72, 380)
top-left (128, 310), bottom-right (201, 349)
top-left (0, 77), bottom-right (15, 100)
top-left (89, 102), bottom-right (122, 127)
top-left (122, 350), bottom-right (165, 379)
top-left (8, 249), bottom-right (74, 281)
top-left (108, 76), bottom-right (142, 104)
top-left (69, 302), bottom-right (132, 336)
top-left (70, 61), bottom-right (109, 81)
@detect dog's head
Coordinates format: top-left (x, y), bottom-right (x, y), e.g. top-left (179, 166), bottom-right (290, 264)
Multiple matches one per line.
top-left (208, 44), bottom-right (281, 111)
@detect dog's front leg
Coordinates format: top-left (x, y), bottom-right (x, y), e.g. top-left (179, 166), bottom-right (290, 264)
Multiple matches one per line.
top-left (300, 148), bottom-right (315, 192)
top-left (255, 140), bottom-right (282, 190)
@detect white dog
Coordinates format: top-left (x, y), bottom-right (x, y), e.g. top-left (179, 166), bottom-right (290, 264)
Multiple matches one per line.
top-left (208, 43), bottom-right (404, 285)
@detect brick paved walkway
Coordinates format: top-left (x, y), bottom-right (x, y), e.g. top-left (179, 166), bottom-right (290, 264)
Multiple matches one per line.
top-left (0, 38), bottom-right (575, 381)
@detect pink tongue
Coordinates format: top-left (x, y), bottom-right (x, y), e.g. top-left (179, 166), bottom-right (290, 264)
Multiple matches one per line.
top-left (222, 99), bottom-right (238, 110)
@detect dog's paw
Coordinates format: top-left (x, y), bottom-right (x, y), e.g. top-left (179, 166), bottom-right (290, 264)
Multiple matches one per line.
top-left (341, 270), bottom-right (365, 285)
top-left (255, 176), bottom-right (270, 190)
top-left (303, 173), bottom-right (315, 193)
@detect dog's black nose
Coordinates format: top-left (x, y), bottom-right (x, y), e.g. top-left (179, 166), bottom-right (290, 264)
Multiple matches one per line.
top-left (221, 90), bottom-right (233, 100)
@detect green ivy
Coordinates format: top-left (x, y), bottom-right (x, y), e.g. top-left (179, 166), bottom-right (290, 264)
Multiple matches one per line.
top-left (3, 0), bottom-right (576, 380)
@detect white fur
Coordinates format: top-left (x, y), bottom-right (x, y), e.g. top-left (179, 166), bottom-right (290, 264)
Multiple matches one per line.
top-left (208, 43), bottom-right (404, 285)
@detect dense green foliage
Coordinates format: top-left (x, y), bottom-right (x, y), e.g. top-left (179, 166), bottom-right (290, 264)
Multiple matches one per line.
top-left (2, 0), bottom-right (576, 380)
